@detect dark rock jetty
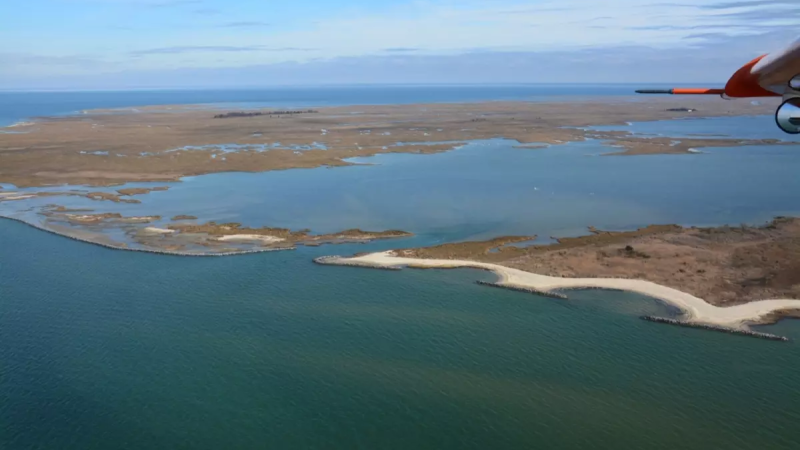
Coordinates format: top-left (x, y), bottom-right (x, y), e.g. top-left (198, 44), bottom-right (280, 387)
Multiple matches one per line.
top-left (555, 286), bottom-right (626, 293)
top-left (641, 315), bottom-right (789, 342)
top-left (476, 280), bottom-right (568, 299)
top-left (313, 255), bottom-right (403, 270)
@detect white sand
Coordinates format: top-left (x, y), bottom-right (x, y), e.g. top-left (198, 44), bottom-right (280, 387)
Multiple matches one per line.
top-left (215, 234), bottom-right (285, 244)
top-left (7, 121), bottom-right (33, 128)
top-left (337, 251), bottom-right (800, 328)
top-left (65, 214), bottom-right (100, 222)
top-left (0, 192), bottom-right (36, 201)
top-left (142, 227), bottom-right (176, 234)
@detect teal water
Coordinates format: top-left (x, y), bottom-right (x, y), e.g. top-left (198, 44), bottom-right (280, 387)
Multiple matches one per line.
top-left (3, 220), bottom-right (800, 449)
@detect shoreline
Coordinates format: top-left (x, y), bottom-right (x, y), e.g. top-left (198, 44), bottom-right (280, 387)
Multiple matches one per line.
top-left (0, 213), bottom-right (413, 256)
top-left (314, 251), bottom-right (800, 329)
top-left (0, 215), bottom-right (292, 257)
top-left (6, 210), bottom-right (800, 332)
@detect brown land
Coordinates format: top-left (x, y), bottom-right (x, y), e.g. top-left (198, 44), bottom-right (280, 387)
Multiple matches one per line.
top-left (0, 190), bottom-right (149, 204)
top-left (140, 221), bottom-right (412, 251)
top-left (167, 221), bottom-right (412, 242)
top-left (52, 212), bottom-right (161, 225)
top-left (86, 191), bottom-right (141, 203)
top-left (0, 97), bottom-right (784, 187)
top-left (587, 133), bottom-right (788, 156)
top-left (394, 217), bottom-right (800, 307)
top-left (117, 186), bottom-right (169, 196)
top-left (39, 209), bottom-right (413, 253)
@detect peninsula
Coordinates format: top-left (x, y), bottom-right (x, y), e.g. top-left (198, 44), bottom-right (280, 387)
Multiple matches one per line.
top-left (316, 217), bottom-right (800, 328)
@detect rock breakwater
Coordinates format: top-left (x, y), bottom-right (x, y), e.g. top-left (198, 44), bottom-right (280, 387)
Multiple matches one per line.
top-left (641, 315), bottom-right (789, 342)
top-left (313, 255), bottom-right (403, 270)
top-left (475, 280), bottom-right (568, 299)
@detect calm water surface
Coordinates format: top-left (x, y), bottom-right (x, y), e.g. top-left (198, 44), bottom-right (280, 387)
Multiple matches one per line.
top-left (590, 114), bottom-right (800, 142)
top-left (3, 221), bottom-right (800, 449)
top-left (5, 135), bottom-right (800, 246)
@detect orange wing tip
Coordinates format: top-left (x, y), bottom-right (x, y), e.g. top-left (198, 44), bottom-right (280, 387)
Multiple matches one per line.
top-left (671, 88), bottom-right (725, 95)
top-left (636, 88), bottom-right (725, 95)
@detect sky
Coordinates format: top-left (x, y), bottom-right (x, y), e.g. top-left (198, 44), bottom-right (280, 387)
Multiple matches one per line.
top-left (0, 0), bottom-right (797, 89)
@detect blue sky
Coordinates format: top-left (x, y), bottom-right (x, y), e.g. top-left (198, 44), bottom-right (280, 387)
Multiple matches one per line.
top-left (1, 0), bottom-right (797, 88)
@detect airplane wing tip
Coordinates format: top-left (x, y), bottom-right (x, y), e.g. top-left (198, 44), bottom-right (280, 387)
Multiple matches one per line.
top-left (636, 88), bottom-right (726, 95)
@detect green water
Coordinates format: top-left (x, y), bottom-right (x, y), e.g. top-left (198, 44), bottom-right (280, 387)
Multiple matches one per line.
top-left (3, 220), bottom-right (800, 449)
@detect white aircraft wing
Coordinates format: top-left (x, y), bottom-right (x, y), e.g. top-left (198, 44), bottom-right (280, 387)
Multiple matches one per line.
top-left (752, 37), bottom-right (800, 95)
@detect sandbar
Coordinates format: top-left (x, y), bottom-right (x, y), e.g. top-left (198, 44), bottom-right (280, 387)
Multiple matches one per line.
top-left (142, 227), bottom-right (176, 234)
top-left (0, 192), bottom-right (36, 201)
top-left (215, 234), bottom-right (285, 244)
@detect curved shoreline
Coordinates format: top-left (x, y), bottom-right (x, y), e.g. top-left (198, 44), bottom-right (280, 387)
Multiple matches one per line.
top-left (0, 216), bottom-right (292, 257)
top-left (315, 252), bottom-right (800, 329)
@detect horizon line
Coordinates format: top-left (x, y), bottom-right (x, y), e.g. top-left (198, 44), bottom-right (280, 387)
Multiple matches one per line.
top-left (0, 82), bottom-right (727, 94)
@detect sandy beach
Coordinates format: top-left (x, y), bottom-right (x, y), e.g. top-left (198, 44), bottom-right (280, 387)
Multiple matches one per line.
top-left (323, 251), bottom-right (800, 328)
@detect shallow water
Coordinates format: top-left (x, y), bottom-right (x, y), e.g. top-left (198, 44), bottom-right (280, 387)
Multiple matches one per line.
top-left (4, 130), bottom-right (800, 248)
top-left (589, 115), bottom-right (800, 142)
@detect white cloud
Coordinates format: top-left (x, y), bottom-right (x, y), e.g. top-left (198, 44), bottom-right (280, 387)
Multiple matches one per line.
top-left (0, 52), bottom-right (116, 77)
top-left (252, 0), bottom-right (793, 56)
top-left (59, 0), bottom-right (201, 5)
top-left (6, 0), bottom-right (797, 86)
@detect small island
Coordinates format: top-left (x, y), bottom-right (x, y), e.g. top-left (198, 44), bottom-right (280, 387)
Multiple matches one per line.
top-left (6, 208), bottom-right (415, 256)
top-left (117, 186), bottom-right (169, 196)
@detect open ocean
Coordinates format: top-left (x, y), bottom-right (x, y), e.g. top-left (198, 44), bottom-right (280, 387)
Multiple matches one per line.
top-left (2, 86), bottom-right (800, 449)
